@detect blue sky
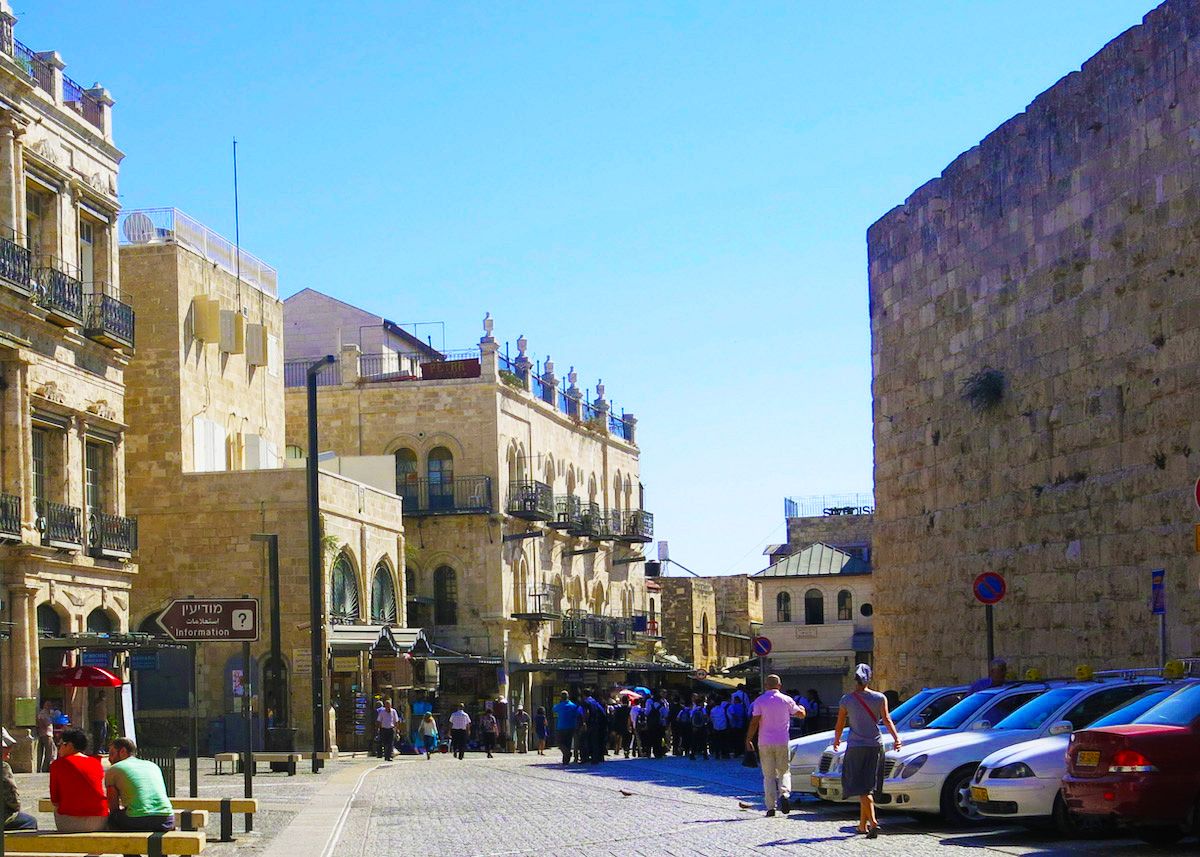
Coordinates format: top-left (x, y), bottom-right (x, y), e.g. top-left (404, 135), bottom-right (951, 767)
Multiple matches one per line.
top-left (25, 1), bottom-right (1154, 575)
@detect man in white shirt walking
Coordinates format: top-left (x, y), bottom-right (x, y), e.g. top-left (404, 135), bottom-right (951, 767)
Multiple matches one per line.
top-left (375, 699), bottom-right (402, 762)
top-left (449, 705), bottom-right (472, 760)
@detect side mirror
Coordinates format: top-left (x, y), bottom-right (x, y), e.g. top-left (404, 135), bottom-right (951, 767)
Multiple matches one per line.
top-left (970, 719), bottom-right (991, 731)
top-left (908, 717), bottom-right (925, 729)
top-left (1048, 720), bottom-right (1073, 736)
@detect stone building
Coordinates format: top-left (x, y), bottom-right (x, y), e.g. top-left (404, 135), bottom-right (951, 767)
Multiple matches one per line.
top-left (868, 0), bottom-right (1200, 692)
top-left (658, 574), bottom-right (762, 673)
top-left (119, 212), bottom-right (405, 752)
top-left (0, 3), bottom-right (129, 770)
top-left (283, 290), bottom-right (672, 715)
top-left (751, 543), bottom-right (874, 703)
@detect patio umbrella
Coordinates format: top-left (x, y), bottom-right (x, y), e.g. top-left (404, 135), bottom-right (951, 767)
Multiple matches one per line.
top-left (628, 686), bottom-right (652, 697)
top-left (47, 666), bottom-right (122, 687)
top-left (616, 688), bottom-right (642, 701)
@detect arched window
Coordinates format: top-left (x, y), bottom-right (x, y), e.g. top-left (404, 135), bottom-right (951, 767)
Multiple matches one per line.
top-left (371, 563), bottom-right (398, 625)
top-left (86, 608), bottom-right (113, 634)
top-left (37, 604), bottom-right (61, 637)
top-left (512, 558), bottom-right (528, 614)
top-left (837, 590), bottom-right (853, 622)
top-left (330, 553), bottom-right (360, 624)
top-left (805, 589), bottom-right (825, 625)
top-left (776, 591), bottom-right (791, 623)
top-left (428, 447), bottom-right (454, 510)
top-left (434, 566), bottom-right (458, 625)
top-left (701, 613), bottom-right (709, 657)
top-left (649, 597), bottom-right (656, 622)
top-left (405, 567), bottom-right (420, 627)
top-left (591, 582), bottom-right (605, 615)
top-left (395, 448), bottom-right (418, 502)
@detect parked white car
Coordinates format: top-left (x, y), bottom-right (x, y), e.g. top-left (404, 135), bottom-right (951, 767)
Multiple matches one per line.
top-left (790, 685), bottom-right (969, 795)
top-left (973, 682), bottom-right (1180, 833)
top-left (809, 683), bottom-right (1050, 802)
top-left (878, 680), bottom-right (1158, 825)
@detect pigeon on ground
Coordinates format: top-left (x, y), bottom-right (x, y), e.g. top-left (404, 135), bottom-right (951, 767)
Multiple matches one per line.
top-left (619, 789), bottom-right (634, 797)
top-left (738, 801), bottom-right (754, 810)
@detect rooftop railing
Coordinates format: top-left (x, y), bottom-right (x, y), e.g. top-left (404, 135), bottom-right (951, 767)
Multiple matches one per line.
top-left (61, 71), bottom-right (104, 131)
top-left (284, 359), bottom-right (341, 388)
top-left (784, 493), bottom-right (875, 518)
top-left (118, 209), bottom-right (278, 297)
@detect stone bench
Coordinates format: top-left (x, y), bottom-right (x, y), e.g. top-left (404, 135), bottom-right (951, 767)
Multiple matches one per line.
top-left (36, 801), bottom-right (207, 831)
top-left (213, 751), bottom-right (335, 776)
top-left (169, 798), bottom-right (258, 842)
top-left (4, 830), bottom-right (204, 856)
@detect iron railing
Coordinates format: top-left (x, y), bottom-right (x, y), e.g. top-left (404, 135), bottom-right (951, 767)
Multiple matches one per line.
top-left (530, 374), bottom-right (550, 402)
top-left (283, 359), bottom-right (341, 388)
top-left (399, 476), bottom-right (492, 516)
top-left (783, 493), bottom-right (875, 518)
top-left (84, 287), bottom-right (134, 348)
top-left (0, 493), bottom-right (20, 540)
top-left (553, 495), bottom-right (582, 529)
top-left (518, 583), bottom-right (564, 618)
top-left (61, 72), bottom-right (103, 131)
top-left (88, 511), bottom-right (137, 557)
top-left (118, 209), bottom-right (278, 296)
top-left (0, 231), bottom-right (31, 291)
top-left (576, 502), bottom-right (603, 538)
top-left (609, 413), bottom-right (633, 441)
top-left (555, 610), bottom-right (636, 646)
top-left (507, 480), bottom-right (554, 520)
top-left (37, 499), bottom-right (82, 549)
top-left (358, 352), bottom-right (419, 380)
top-left (12, 40), bottom-right (51, 93)
top-left (615, 509), bottom-right (654, 543)
top-left (34, 259), bottom-right (83, 324)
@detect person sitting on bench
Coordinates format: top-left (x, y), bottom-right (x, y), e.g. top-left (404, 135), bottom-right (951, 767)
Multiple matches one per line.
top-left (49, 729), bottom-right (108, 833)
top-left (105, 738), bottom-right (174, 832)
top-left (2, 727), bottom-right (37, 830)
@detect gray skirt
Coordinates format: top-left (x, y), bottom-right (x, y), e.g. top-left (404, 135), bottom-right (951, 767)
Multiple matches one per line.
top-left (841, 745), bottom-right (884, 798)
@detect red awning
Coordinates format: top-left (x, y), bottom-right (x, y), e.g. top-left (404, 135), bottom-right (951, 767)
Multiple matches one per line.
top-left (47, 666), bottom-right (122, 687)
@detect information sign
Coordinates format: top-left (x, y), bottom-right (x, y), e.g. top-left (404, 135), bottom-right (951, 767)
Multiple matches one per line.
top-left (156, 598), bottom-right (259, 642)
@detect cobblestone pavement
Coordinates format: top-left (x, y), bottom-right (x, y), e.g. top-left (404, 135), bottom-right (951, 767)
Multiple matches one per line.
top-left (324, 752), bottom-right (1188, 857)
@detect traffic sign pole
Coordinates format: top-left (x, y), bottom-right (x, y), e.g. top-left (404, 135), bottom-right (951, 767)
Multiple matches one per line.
top-left (188, 642), bottom-right (198, 798)
top-left (986, 604), bottom-right (994, 664)
top-left (242, 634), bottom-right (253, 830)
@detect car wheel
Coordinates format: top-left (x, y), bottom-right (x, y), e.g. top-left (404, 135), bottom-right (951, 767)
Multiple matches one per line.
top-left (1135, 825), bottom-right (1184, 846)
top-left (940, 764), bottom-right (983, 826)
top-left (1051, 792), bottom-right (1086, 837)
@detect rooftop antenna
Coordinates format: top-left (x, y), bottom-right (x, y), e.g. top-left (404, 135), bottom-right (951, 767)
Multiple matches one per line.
top-left (233, 138), bottom-right (242, 296)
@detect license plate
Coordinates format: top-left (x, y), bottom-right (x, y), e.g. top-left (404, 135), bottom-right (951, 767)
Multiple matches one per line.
top-left (1077, 750), bottom-right (1100, 768)
top-left (970, 786), bottom-right (988, 803)
top-left (810, 774), bottom-right (821, 788)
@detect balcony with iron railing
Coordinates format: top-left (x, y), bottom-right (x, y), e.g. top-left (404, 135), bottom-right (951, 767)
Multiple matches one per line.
top-left (512, 583), bottom-right (564, 621)
top-left (0, 493), bottom-right (20, 541)
top-left (398, 476), bottom-right (492, 516)
top-left (0, 230), bottom-right (32, 295)
top-left (61, 71), bottom-right (104, 131)
top-left (552, 610), bottom-right (638, 649)
top-left (87, 511), bottom-right (137, 559)
top-left (551, 495), bottom-right (582, 530)
top-left (33, 257), bottom-right (83, 326)
top-left (574, 502), bottom-right (603, 538)
top-left (37, 499), bottom-right (82, 550)
top-left (506, 480), bottom-right (554, 521)
top-left (615, 509), bottom-right (654, 543)
top-left (83, 282), bottom-right (134, 348)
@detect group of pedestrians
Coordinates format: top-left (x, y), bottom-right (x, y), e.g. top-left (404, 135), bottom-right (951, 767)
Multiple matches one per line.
top-left (2, 726), bottom-right (176, 834)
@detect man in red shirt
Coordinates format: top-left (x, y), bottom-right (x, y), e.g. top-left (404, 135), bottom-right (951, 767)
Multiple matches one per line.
top-left (49, 729), bottom-right (108, 832)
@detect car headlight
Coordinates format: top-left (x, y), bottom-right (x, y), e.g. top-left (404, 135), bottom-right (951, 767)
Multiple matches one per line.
top-left (829, 754), bottom-right (844, 774)
top-left (990, 762), bottom-right (1035, 779)
top-left (897, 754), bottom-right (927, 779)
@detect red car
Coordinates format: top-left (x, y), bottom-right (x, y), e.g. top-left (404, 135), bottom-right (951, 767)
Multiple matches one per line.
top-left (1063, 680), bottom-right (1200, 845)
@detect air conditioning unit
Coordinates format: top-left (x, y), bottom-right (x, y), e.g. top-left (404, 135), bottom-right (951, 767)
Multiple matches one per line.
top-left (219, 310), bottom-right (245, 354)
top-left (246, 323), bottom-right (268, 366)
top-left (192, 297), bottom-right (220, 342)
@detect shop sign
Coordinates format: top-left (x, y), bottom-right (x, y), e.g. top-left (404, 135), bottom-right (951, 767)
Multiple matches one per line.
top-left (81, 651), bottom-right (112, 668)
top-left (130, 653), bottom-right (159, 671)
top-left (293, 648), bottom-right (312, 677)
top-left (333, 656), bottom-right (360, 672)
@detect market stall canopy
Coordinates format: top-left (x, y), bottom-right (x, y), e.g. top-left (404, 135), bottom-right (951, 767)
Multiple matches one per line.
top-left (328, 625), bottom-right (424, 652)
top-left (48, 666), bottom-right (122, 687)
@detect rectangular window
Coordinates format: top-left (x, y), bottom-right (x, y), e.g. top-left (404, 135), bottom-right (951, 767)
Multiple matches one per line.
top-left (84, 439), bottom-right (112, 513)
top-left (79, 219), bottom-right (95, 285)
top-left (31, 427), bottom-right (46, 504)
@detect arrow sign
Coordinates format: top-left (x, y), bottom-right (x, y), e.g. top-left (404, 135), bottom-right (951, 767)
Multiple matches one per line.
top-left (752, 635), bottom-right (772, 657)
top-left (973, 572), bottom-right (1007, 606)
top-left (157, 598), bottom-right (260, 642)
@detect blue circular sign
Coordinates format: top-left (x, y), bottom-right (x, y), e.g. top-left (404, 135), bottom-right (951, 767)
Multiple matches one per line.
top-left (973, 572), bottom-right (1007, 605)
top-left (752, 635), bottom-right (772, 657)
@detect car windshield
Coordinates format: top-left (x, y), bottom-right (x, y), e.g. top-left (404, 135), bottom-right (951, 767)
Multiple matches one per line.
top-left (994, 688), bottom-right (1077, 730)
top-left (1132, 682), bottom-right (1200, 727)
top-left (927, 690), bottom-right (1001, 729)
top-left (1090, 686), bottom-right (1177, 728)
top-left (890, 689), bottom-right (936, 724)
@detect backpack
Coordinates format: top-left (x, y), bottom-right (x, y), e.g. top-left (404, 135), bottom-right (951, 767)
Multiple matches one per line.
top-left (727, 701), bottom-right (747, 728)
top-left (691, 706), bottom-right (708, 729)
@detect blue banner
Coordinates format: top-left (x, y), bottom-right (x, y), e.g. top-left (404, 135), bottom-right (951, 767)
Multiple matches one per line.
top-left (1151, 568), bottom-right (1166, 616)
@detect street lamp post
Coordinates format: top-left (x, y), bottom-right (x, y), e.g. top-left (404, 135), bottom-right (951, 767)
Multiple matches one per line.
top-left (306, 355), bottom-right (335, 773)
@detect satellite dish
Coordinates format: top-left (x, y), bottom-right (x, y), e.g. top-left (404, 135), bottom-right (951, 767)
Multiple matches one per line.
top-left (122, 212), bottom-right (154, 244)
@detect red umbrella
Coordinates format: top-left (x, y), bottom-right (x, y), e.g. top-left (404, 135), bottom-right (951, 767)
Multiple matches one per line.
top-left (617, 688), bottom-right (643, 701)
top-left (47, 666), bottom-right (122, 688)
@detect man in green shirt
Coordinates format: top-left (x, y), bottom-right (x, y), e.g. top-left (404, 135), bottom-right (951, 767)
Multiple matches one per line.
top-left (105, 738), bottom-right (174, 832)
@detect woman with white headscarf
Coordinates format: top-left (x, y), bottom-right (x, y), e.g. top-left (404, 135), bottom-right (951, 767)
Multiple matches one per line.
top-left (832, 663), bottom-right (900, 837)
